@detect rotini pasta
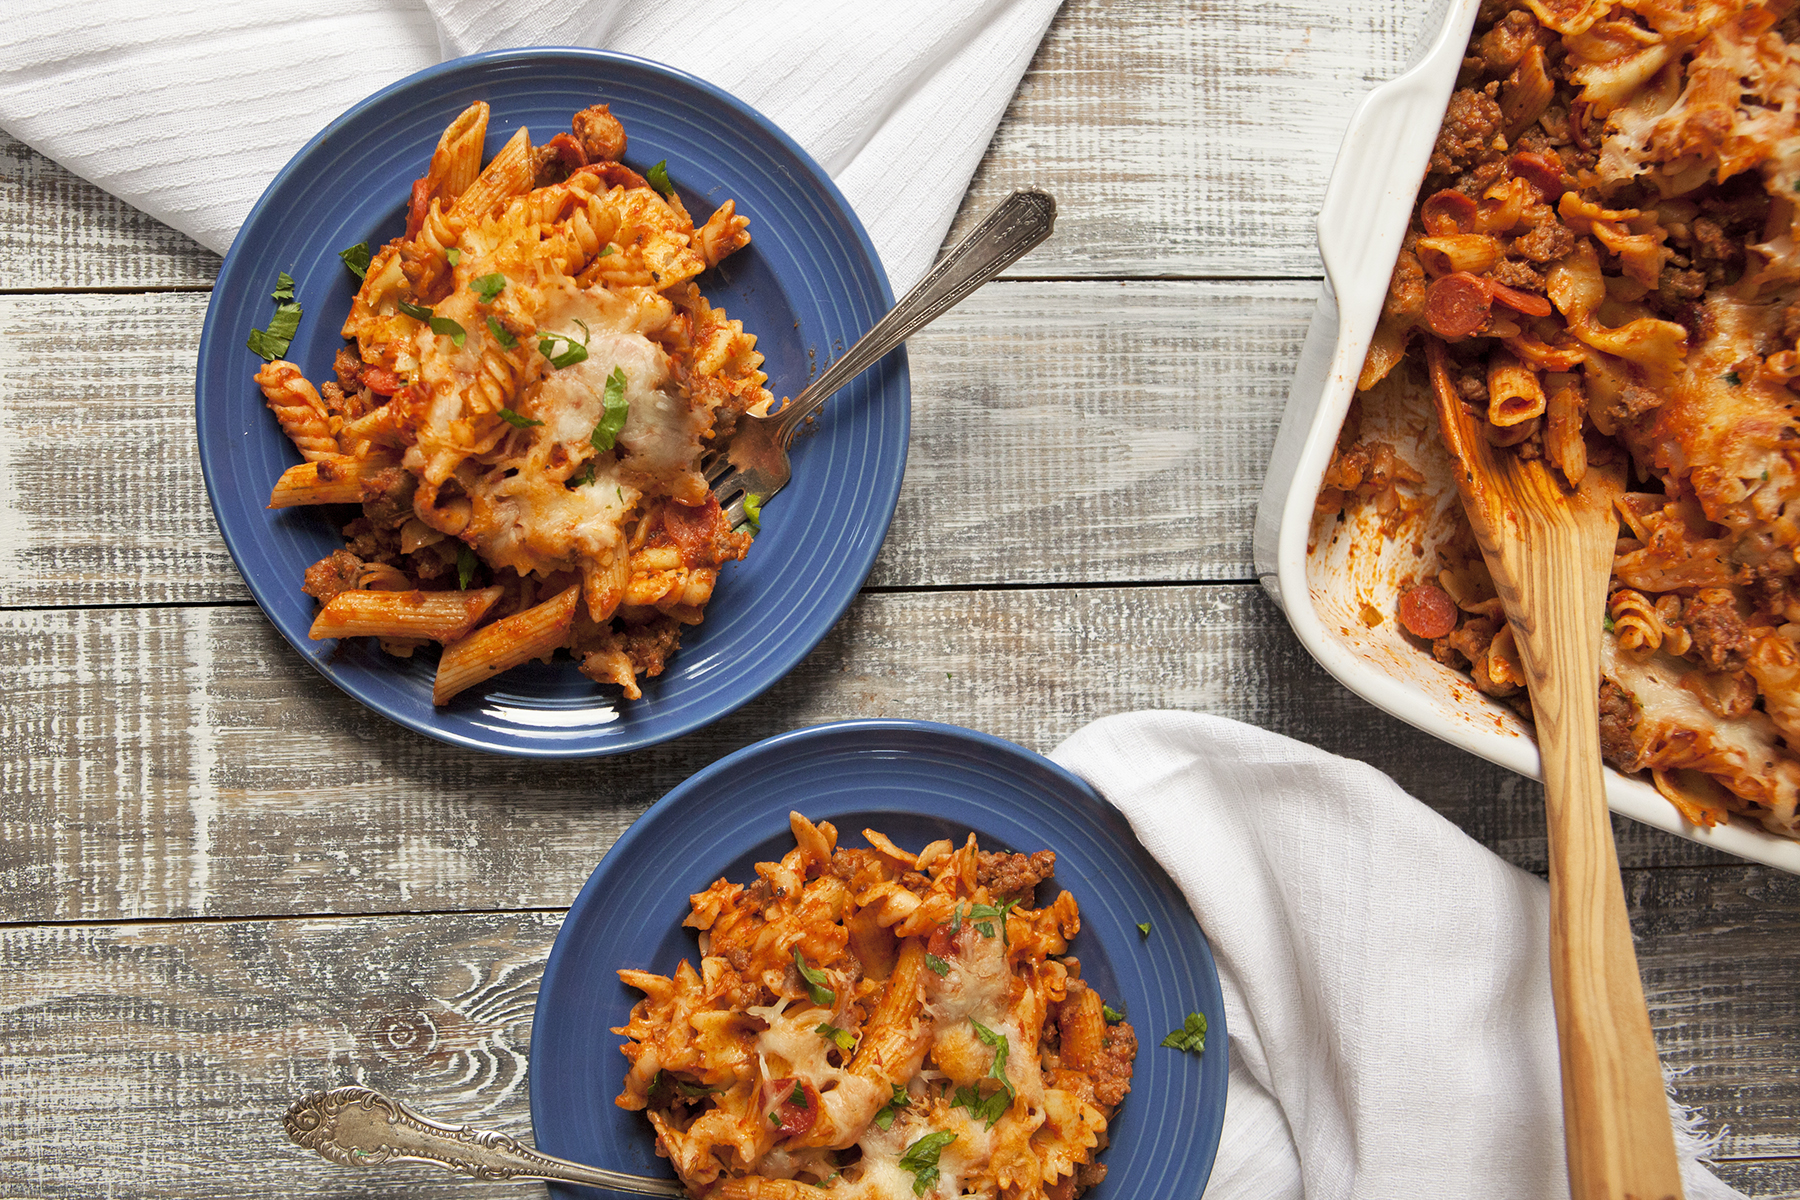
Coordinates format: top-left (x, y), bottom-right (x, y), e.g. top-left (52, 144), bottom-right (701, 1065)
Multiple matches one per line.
top-left (1326, 0), bottom-right (1800, 842)
top-left (614, 814), bottom-right (1136, 1200)
top-left (252, 101), bottom-right (772, 704)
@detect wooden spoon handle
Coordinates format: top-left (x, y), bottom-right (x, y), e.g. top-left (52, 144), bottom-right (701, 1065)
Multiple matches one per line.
top-left (1518, 551), bottom-right (1684, 1200)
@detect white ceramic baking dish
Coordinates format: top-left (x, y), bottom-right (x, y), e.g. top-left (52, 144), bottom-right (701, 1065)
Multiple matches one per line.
top-left (1252, 0), bottom-right (1800, 873)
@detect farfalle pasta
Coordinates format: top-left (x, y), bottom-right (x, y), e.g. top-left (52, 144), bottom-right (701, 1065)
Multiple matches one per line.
top-left (613, 814), bottom-right (1136, 1199)
top-left (252, 100), bottom-right (770, 704)
top-left (1329, 0), bottom-right (1800, 839)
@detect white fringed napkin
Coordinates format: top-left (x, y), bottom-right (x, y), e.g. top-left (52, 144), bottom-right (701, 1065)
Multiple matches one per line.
top-left (1050, 711), bottom-right (1742, 1199)
top-left (0, 0), bottom-right (1064, 291)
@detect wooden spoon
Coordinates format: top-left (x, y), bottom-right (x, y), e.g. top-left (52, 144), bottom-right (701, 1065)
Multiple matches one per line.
top-left (1424, 338), bottom-right (1682, 1200)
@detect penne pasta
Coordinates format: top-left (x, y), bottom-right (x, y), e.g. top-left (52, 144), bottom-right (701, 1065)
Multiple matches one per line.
top-left (450, 126), bottom-right (534, 221)
top-left (309, 586), bottom-right (503, 643)
top-left (266, 455), bottom-right (397, 508)
top-left (425, 101), bottom-right (488, 206)
top-left (432, 584), bottom-right (579, 705)
top-left (1485, 349), bottom-right (1545, 426)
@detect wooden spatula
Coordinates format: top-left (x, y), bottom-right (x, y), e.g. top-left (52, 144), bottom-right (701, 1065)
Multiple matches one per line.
top-left (1424, 339), bottom-right (1682, 1200)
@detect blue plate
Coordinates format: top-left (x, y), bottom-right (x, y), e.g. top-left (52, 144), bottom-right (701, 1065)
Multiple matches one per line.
top-left (530, 720), bottom-right (1228, 1197)
top-left (196, 49), bottom-right (907, 757)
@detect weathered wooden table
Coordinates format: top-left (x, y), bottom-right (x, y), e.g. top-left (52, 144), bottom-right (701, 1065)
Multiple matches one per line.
top-left (3, 2), bottom-right (1796, 1196)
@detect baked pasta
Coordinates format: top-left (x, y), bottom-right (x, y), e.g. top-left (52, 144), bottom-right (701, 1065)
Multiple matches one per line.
top-left (252, 100), bottom-right (770, 704)
top-left (1331, 0), bottom-right (1800, 839)
top-left (613, 813), bottom-right (1136, 1199)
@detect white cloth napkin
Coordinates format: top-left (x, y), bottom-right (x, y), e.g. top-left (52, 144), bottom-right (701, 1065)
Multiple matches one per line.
top-left (1049, 710), bottom-right (1743, 1200)
top-left (0, 0), bottom-right (1063, 292)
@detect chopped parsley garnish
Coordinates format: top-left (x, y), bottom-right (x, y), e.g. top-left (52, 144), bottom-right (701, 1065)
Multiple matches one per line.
top-left (1102, 1004), bottom-right (1125, 1024)
top-left (794, 949), bottom-right (836, 1008)
top-left (742, 492), bottom-right (763, 529)
top-left (970, 1020), bottom-right (1014, 1103)
top-left (1137, 921), bottom-right (1151, 937)
top-left (1724, 370), bottom-right (1742, 386)
top-left (950, 904), bottom-right (963, 937)
top-left (445, 247), bottom-right (461, 265)
top-left (247, 301), bottom-right (303, 360)
top-left (598, 245), bottom-right (615, 258)
top-left (647, 159), bottom-right (675, 197)
top-left (952, 1084), bottom-right (1008, 1128)
top-left (247, 270), bottom-right (304, 361)
top-left (673, 1078), bottom-right (723, 1099)
top-left (456, 543), bottom-right (478, 590)
top-left (898, 1131), bottom-right (956, 1196)
top-left (1161, 1011), bottom-right (1208, 1055)
top-left (816, 1023), bottom-right (856, 1053)
top-left (788, 1081), bottom-right (809, 1109)
top-left (1603, 613), bottom-right (1617, 633)
top-left (873, 1083), bottom-right (910, 1130)
top-left (338, 242), bottom-right (371, 280)
top-left (539, 318), bottom-right (591, 369)
top-left (497, 407), bottom-right (542, 428)
top-left (469, 272), bottom-right (506, 303)
top-left (768, 1111), bottom-right (781, 1127)
top-left (570, 459), bottom-right (598, 487)
top-left (486, 316), bottom-right (518, 349)
top-left (924, 952), bottom-right (951, 977)
top-left (966, 899), bottom-right (1019, 942)
top-left (590, 365), bottom-right (630, 451)
top-left (396, 298), bottom-right (466, 346)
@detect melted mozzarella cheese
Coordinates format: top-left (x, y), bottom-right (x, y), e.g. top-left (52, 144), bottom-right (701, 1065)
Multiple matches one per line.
top-left (407, 277), bottom-right (714, 575)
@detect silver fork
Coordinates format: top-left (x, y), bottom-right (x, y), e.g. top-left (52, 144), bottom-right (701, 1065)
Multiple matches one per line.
top-left (706, 186), bottom-right (1056, 524)
top-left (284, 1085), bottom-right (685, 1196)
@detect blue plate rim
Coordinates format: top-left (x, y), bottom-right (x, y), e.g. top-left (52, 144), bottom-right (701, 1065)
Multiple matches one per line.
top-left (528, 718), bottom-right (1228, 1196)
top-left (195, 46), bottom-right (906, 760)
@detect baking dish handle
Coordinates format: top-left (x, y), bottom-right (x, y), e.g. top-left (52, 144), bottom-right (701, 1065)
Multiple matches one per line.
top-left (1315, 0), bottom-right (1479, 315)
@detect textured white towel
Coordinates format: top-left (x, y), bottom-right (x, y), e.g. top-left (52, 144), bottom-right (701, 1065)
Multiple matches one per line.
top-left (0, 0), bottom-right (1063, 292)
top-left (1050, 711), bottom-right (1743, 1200)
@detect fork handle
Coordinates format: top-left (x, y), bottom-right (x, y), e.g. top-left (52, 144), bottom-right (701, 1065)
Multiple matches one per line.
top-left (284, 1086), bottom-right (686, 1196)
top-left (771, 187), bottom-right (1056, 439)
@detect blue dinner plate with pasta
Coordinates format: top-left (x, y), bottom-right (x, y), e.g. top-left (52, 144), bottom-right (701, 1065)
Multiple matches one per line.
top-left (531, 720), bottom-right (1227, 1198)
top-left (195, 48), bottom-right (907, 757)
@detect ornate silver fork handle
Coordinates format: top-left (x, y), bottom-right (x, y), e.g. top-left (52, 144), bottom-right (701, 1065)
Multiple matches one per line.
top-left (705, 186), bottom-right (1056, 521)
top-left (768, 185), bottom-right (1057, 443)
top-left (284, 1085), bottom-right (686, 1196)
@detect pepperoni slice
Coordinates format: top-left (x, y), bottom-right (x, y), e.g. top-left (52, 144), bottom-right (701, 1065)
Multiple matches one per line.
top-left (1424, 272), bottom-right (1493, 338)
top-left (767, 1077), bottom-right (819, 1138)
top-left (545, 132), bottom-right (588, 173)
top-left (1397, 584), bottom-right (1459, 640)
top-left (1420, 189), bottom-right (1478, 236)
top-left (1489, 280), bottom-right (1553, 318)
top-left (404, 176), bottom-right (433, 240)
top-left (1508, 152), bottom-right (1568, 200)
top-left (927, 923), bottom-right (956, 958)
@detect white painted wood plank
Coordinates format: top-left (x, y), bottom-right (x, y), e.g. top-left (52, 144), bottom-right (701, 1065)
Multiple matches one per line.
top-left (0, 912), bottom-right (557, 1200)
top-left (0, 0), bottom-right (1439, 289)
top-left (952, 0), bottom-right (1438, 278)
top-left (0, 133), bottom-right (220, 290)
top-left (0, 585), bottom-right (1752, 927)
top-left (0, 281), bottom-right (1313, 608)
top-left (0, 900), bottom-right (1793, 1195)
